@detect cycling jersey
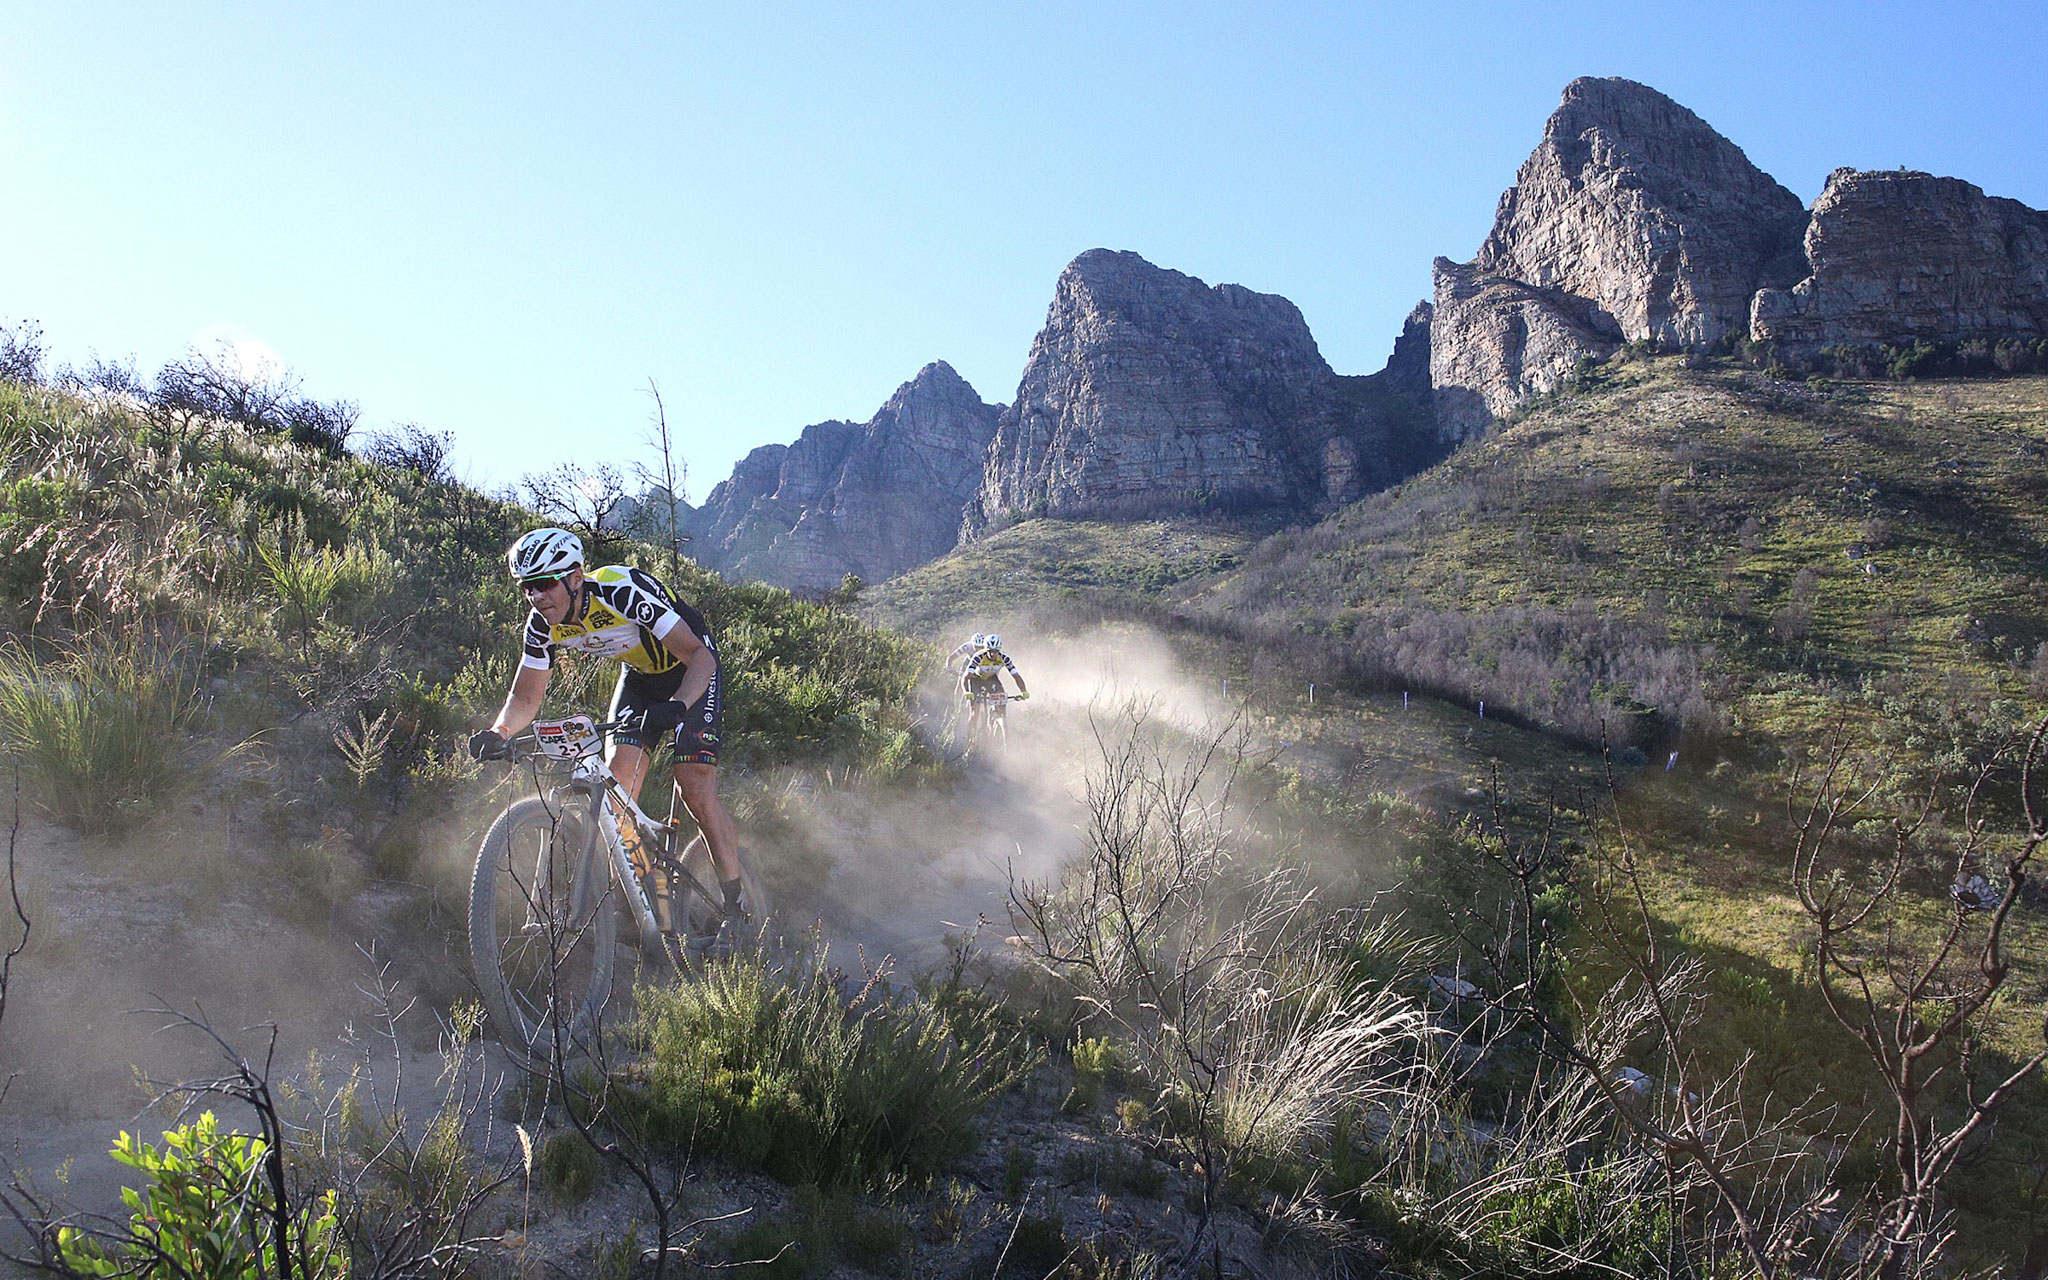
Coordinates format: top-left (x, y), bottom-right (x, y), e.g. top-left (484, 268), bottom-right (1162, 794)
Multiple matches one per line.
top-left (944, 639), bottom-right (980, 673)
top-left (519, 565), bottom-right (712, 677)
top-left (964, 647), bottom-right (1019, 682)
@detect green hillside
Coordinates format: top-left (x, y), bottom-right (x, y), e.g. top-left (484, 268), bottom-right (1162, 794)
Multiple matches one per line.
top-left (879, 357), bottom-right (2048, 770)
top-left (857, 358), bottom-right (2048, 1269)
top-left (861, 515), bottom-right (1258, 640)
top-left (1207, 356), bottom-right (2048, 761)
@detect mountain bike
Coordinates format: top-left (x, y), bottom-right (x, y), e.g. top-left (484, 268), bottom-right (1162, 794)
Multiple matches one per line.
top-left (467, 713), bottom-right (769, 1059)
top-left (963, 691), bottom-right (1024, 753)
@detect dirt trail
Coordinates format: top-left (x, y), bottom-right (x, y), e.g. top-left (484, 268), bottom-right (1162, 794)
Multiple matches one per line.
top-left (0, 805), bottom-right (450, 1236)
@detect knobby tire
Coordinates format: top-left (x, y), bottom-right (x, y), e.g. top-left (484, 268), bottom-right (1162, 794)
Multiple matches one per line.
top-left (468, 795), bottom-right (617, 1060)
top-left (645, 835), bottom-right (773, 975)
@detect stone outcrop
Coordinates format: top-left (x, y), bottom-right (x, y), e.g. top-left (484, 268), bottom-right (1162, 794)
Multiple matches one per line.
top-left (968, 249), bottom-right (1437, 530)
top-left (1428, 261), bottom-right (1625, 432)
top-left (687, 362), bottom-right (1001, 593)
top-left (1751, 169), bottom-right (2048, 359)
top-left (1430, 77), bottom-right (1807, 437)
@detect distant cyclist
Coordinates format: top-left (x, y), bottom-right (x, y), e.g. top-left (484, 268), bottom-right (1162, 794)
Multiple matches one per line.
top-left (466, 528), bottom-right (748, 923)
top-left (959, 633), bottom-right (1028, 745)
top-left (944, 632), bottom-right (989, 675)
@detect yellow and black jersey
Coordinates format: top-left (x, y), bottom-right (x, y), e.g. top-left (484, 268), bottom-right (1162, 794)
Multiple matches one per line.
top-left (963, 647), bottom-right (1018, 682)
top-left (519, 565), bottom-right (713, 677)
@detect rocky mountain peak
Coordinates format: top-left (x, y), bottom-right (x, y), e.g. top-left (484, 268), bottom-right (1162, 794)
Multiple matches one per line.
top-left (1429, 78), bottom-right (1809, 437)
top-left (686, 362), bottom-right (1001, 593)
top-left (1055, 249), bottom-right (1326, 348)
top-left (968, 249), bottom-right (1433, 530)
top-left (1475, 77), bottom-right (1809, 341)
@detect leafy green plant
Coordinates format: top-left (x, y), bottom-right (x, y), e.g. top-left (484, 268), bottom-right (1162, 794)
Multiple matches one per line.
top-left (1064, 1035), bottom-right (1118, 1113)
top-left (257, 540), bottom-right (390, 663)
top-left (0, 635), bottom-right (213, 834)
top-left (56, 1111), bottom-right (348, 1280)
top-left (536, 1128), bottom-right (598, 1206)
top-left (1469, 1157), bottom-right (1673, 1277)
top-left (625, 938), bottom-right (1035, 1188)
top-left (332, 709), bottom-right (392, 789)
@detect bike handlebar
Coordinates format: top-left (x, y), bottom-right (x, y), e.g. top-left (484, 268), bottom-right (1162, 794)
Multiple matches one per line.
top-left (479, 714), bottom-right (643, 764)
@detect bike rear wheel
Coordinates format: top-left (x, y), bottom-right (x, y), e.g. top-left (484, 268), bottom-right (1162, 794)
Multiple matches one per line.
top-left (468, 796), bottom-right (617, 1058)
top-left (648, 836), bottom-right (772, 971)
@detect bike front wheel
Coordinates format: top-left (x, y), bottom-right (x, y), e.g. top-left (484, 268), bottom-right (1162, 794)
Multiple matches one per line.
top-left (468, 796), bottom-right (618, 1058)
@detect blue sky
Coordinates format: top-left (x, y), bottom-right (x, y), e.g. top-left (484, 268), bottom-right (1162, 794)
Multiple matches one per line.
top-left (4, 2), bottom-right (2043, 496)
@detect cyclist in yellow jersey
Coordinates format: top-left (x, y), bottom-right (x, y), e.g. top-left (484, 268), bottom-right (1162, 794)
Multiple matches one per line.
top-left (959, 633), bottom-right (1028, 746)
top-left (466, 528), bottom-right (747, 921)
top-left (960, 634), bottom-right (1028, 697)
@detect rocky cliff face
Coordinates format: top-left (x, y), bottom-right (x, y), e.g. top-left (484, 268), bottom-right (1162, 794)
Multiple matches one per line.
top-left (1428, 260), bottom-right (1626, 432)
top-left (1752, 169), bottom-right (2048, 358)
top-left (689, 80), bottom-right (2048, 591)
top-left (1431, 77), bottom-right (1807, 438)
top-left (687, 362), bottom-right (1001, 593)
top-left (968, 249), bottom-right (1436, 530)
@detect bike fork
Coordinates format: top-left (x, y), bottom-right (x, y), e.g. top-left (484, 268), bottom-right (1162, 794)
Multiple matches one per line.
top-left (600, 808), bottom-right (665, 951)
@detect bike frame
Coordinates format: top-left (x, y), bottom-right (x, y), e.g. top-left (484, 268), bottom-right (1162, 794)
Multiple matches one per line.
top-left (524, 714), bottom-right (704, 952)
top-left (965, 690), bottom-right (1021, 738)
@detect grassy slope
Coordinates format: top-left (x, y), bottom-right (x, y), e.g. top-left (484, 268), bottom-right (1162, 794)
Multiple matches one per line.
top-left (871, 360), bottom-right (2048, 809)
top-left (862, 517), bottom-right (1257, 640)
top-left (1205, 358), bottom-right (2048, 1047)
top-left (15, 354), bottom-right (2048, 1263)
top-left (1210, 358), bottom-right (2048, 753)
top-left (0, 377), bottom-right (941, 1056)
top-left (857, 361), bottom-right (2048, 1252)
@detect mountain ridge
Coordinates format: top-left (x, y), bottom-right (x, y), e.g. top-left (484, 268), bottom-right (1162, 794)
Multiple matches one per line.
top-left (688, 76), bottom-right (2048, 594)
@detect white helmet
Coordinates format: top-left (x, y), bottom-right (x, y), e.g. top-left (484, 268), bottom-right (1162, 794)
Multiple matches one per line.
top-left (986, 633), bottom-right (1002, 650)
top-left (971, 633), bottom-right (988, 648)
top-left (508, 527), bottom-right (583, 580)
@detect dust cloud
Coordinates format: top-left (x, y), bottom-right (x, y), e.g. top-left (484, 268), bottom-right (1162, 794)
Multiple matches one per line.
top-left (0, 620), bottom-right (1381, 1236)
top-left (763, 621), bottom-right (1266, 971)
top-left (0, 799), bottom-right (446, 1227)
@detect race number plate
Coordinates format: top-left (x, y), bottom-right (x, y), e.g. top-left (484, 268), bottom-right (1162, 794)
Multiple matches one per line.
top-left (531, 715), bottom-right (603, 760)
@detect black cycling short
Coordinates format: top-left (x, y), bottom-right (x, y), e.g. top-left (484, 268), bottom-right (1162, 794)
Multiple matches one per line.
top-left (961, 674), bottom-right (1006, 699)
top-left (609, 662), bottom-right (723, 765)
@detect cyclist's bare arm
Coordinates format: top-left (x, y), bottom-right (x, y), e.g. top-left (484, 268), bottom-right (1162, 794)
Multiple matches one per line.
top-left (489, 665), bottom-right (552, 739)
top-left (658, 621), bottom-right (716, 708)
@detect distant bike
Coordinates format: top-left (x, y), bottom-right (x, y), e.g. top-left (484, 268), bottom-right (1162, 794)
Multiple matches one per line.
top-left (467, 713), bottom-right (769, 1059)
top-left (963, 691), bottom-right (1025, 753)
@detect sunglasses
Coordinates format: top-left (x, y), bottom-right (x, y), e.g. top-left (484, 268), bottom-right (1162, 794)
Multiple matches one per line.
top-left (519, 573), bottom-right (571, 593)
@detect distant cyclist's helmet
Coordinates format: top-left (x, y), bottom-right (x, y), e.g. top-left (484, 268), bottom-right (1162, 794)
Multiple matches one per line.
top-left (986, 634), bottom-right (1002, 650)
top-left (972, 633), bottom-right (988, 648)
top-left (508, 528), bottom-right (584, 582)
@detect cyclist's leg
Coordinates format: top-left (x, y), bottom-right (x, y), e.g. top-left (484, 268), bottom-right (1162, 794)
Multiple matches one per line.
top-left (607, 666), bottom-right (683, 798)
top-left (608, 743), bottom-right (650, 796)
top-left (668, 662), bottom-right (741, 890)
top-left (962, 675), bottom-right (992, 745)
top-left (674, 763), bottom-right (740, 886)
